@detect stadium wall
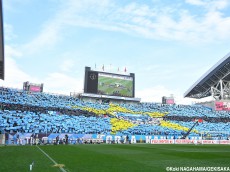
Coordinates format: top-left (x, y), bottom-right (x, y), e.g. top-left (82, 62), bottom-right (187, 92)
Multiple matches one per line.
top-left (79, 93), bottom-right (140, 104)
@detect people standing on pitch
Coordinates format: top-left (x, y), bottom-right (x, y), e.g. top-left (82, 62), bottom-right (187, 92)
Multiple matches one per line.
top-left (55, 135), bottom-right (59, 145)
top-left (65, 134), bottom-right (68, 145)
top-left (126, 135), bottom-right (129, 144)
top-left (16, 132), bottom-right (20, 145)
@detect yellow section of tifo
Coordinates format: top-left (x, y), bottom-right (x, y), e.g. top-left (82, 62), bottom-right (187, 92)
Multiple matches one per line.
top-left (81, 107), bottom-right (106, 115)
top-left (108, 104), bottom-right (167, 117)
top-left (160, 120), bottom-right (198, 133)
top-left (110, 118), bottom-right (136, 134)
top-left (144, 111), bottom-right (166, 117)
top-left (106, 104), bottom-right (134, 115)
top-left (72, 103), bottom-right (167, 117)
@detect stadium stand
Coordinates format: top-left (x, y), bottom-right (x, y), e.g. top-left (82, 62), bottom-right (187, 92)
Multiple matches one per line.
top-left (0, 86), bottom-right (230, 145)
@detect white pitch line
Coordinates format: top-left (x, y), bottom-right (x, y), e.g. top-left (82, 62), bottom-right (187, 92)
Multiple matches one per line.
top-left (36, 145), bottom-right (67, 172)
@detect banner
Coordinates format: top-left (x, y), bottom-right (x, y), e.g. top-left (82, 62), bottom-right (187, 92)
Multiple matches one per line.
top-left (175, 139), bottom-right (193, 144)
top-left (202, 140), bottom-right (219, 144)
top-left (166, 99), bottom-right (174, 104)
top-left (219, 140), bottom-right (230, 144)
top-left (151, 139), bottom-right (230, 145)
top-left (29, 85), bottom-right (41, 92)
top-left (151, 139), bottom-right (174, 144)
top-left (215, 101), bottom-right (230, 111)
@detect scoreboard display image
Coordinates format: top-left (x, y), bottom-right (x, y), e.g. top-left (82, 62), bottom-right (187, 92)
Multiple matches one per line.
top-left (98, 73), bottom-right (133, 97)
top-left (84, 67), bottom-right (135, 98)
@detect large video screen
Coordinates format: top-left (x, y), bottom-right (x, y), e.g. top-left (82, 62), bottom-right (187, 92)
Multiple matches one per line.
top-left (97, 73), bottom-right (133, 97)
top-left (84, 67), bottom-right (135, 98)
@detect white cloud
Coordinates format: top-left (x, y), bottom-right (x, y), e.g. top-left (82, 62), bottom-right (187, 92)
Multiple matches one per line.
top-left (43, 72), bottom-right (83, 95)
top-left (22, 20), bottom-right (63, 54)
top-left (18, 0), bottom-right (230, 55)
top-left (212, 0), bottom-right (229, 10)
top-left (0, 46), bottom-right (34, 88)
top-left (21, 0), bottom-right (115, 55)
top-left (4, 24), bottom-right (17, 41)
top-left (136, 86), bottom-right (212, 105)
top-left (5, 45), bottom-right (22, 58)
top-left (58, 0), bottom-right (230, 43)
top-left (118, 2), bottom-right (155, 17)
top-left (0, 45), bottom-right (83, 94)
top-left (3, 0), bottom-right (31, 12)
top-left (180, 96), bottom-right (214, 105)
top-left (185, 0), bottom-right (206, 6)
top-left (185, 0), bottom-right (229, 10)
top-left (60, 59), bottom-right (75, 72)
top-left (136, 85), bottom-right (173, 103)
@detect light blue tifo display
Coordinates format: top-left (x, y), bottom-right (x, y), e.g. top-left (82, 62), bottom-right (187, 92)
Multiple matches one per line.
top-left (0, 86), bottom-right (230, 146)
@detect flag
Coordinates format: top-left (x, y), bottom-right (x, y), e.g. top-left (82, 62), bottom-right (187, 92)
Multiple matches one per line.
top-left (102, 64), bottom-right (104, 71)
top-left (194, 118), bottom-right (203, 123)
top-left (198, 119), bottom-right (203, 123)
top-left (95, 63), bottom-right (96, 69)
top-left (118, 67), bottom-right (119, 72)
top-left (124, 67), bottom-right (127, 72)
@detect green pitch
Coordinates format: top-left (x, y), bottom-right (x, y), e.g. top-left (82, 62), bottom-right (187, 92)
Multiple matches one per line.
top-left (0, 144), bottom-right (229, 172)
top-left (98, 76), bottom-right (133, 97)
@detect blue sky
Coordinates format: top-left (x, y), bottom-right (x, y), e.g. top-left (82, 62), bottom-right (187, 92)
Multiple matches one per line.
top-left (1, 0), bottom-right (230, 104)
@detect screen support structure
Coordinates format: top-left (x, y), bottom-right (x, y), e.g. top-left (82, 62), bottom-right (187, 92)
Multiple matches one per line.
top-left (0, 0), bottom-right (4, 80)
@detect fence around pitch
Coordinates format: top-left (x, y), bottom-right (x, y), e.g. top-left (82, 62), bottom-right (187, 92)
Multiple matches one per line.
top-left (0, 133), bottom-right (229, 145)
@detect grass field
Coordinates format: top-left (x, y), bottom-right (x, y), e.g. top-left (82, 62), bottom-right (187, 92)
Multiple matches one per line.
top-left (98, 76), bottom-right (133, 97)
top-left (0, 144), bottom-right (230, 172)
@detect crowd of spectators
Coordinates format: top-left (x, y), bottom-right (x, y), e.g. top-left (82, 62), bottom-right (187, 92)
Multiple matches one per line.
top-left (0, 86), bottom-right (230, 139)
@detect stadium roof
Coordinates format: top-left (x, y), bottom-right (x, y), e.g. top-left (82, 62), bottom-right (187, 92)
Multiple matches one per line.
top-left (184, 52), bottom-right (230, 99)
